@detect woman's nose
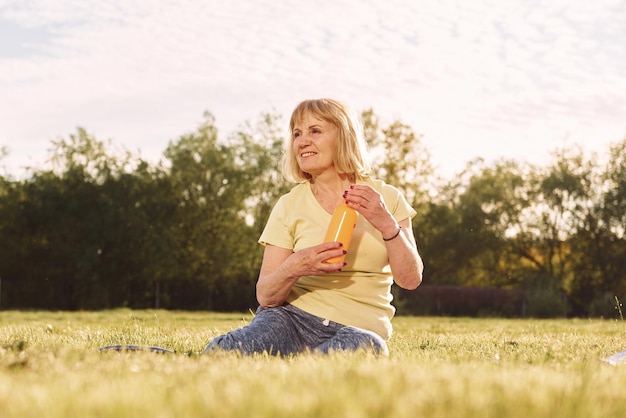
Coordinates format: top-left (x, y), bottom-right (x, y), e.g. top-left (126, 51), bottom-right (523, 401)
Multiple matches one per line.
top-left (296, 133), bottom-right (311, 146)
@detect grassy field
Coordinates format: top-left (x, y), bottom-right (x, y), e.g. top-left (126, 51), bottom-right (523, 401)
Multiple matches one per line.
top-left (1, 309), bottom-right (626, 418)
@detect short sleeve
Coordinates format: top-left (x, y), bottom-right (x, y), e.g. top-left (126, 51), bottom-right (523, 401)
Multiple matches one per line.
top-left (377, 180), bottom-right (417, 222)
top-left (258, 195), bottom-right (295, 250)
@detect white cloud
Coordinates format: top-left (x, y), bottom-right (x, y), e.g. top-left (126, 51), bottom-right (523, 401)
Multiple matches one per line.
top-left (1, 0), bottom-right (625, 178)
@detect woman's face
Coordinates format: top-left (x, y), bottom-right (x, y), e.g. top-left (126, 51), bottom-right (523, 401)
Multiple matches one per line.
top-left (292, 112), bottom-right (338, 178)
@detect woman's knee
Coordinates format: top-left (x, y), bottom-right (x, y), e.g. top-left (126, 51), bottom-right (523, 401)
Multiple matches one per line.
top-left (315, 326), bottom-right (389, 356)
top-left (203, 305), bottom-right (300, 355)
top-left (354, 328), bottom-right (389, 356)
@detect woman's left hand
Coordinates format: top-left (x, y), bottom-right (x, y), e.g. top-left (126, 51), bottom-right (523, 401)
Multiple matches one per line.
top-left (344, 184), bottom-right (423, 290)
top-left (343, 185), bottom-right (398, 237)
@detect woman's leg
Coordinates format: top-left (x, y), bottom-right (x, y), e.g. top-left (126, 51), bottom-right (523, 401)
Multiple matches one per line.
top-left (313, 326), bottom-right (389, 356)
top-left (204, 304), bottom-right (389, 356)
top-left (204, 305), bottom-right (306, 356)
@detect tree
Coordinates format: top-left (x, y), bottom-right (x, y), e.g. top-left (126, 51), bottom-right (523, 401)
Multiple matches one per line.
top-left (601, 138), bottom-right (626, 297)
top-left (0, 129), bottom-right (133, 308)
top-left (430, 159), bottom-right (531, 287)
top-left (361, 109), bottom-right (434, 205)
top-left (162, 112), bottom-right (263, 310)
top-left (3, 106), bottom-right (624, 317)
top-left (572, 138), bottom-right (626, 310)
top-left (227, 113), bottom-right (292, 270)
top-left (530, 145), bottom-right (603, 313)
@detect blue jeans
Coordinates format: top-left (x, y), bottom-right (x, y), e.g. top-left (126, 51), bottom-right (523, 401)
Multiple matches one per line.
top-left (204, 303), bottom-right (388, 356)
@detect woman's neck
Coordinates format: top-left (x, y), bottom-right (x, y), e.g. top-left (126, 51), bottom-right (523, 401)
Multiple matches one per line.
top-left (310, 173), bottom-right (354, 194)
top-left (310, 173), bottom-right (355, 213)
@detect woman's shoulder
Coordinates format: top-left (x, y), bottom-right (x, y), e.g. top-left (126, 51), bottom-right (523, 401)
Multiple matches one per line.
top-left (275, 182), bottom-right (310, 204)
top-left (363, 177), bottom-right (415, 218)
top-left (361, 177), bottom-right (402, 196)
top-left (286, 181), bottom-right (310, 196)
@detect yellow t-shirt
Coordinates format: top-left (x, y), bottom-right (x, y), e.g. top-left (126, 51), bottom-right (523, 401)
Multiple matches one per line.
top-left (258, 177), bottom-right (416, 340)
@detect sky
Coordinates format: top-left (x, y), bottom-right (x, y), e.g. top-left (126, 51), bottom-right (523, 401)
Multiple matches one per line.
top-left (1, 0), bottom-right (625, 180)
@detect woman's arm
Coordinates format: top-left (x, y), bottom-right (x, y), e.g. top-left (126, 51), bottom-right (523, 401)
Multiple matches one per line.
top-left (381, 217), bottom-right (423, 290)
top-left (344, 185), bottom-right (423, 290)
top-left (256, 242), bottom-right (346, 308)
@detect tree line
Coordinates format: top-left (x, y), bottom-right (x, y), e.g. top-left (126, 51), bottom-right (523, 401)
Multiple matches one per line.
top-left (1, 110), bottom-right (625, 317)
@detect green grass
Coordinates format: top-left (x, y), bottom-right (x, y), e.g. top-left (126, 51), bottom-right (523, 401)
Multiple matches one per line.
top-left (1, 309), bottom-right (626, 418)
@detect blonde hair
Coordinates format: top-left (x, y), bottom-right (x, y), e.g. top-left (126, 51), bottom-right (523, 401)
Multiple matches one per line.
top-left (281, 98), bottom-right (372, 183)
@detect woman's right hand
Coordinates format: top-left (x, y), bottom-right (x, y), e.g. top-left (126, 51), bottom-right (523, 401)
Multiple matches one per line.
top-left (256, 242), bottom-right (345, 307)
top-left (284, 242), bottom-right (347, 276)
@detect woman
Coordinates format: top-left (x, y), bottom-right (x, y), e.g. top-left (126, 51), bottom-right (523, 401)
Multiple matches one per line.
top-left (205, 98), bottom-right (423, 356)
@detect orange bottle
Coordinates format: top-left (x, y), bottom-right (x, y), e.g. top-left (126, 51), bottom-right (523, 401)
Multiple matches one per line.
top-left (323, 201), bottom-right (359, 263)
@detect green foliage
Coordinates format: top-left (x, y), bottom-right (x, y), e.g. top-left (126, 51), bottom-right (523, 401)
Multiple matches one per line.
top-left (0, 107), bottom-right (625, 316)
top-left (161, 113), bottom-right (260, 309)
top-left (411, 138), bottom-right (626, 316)
top-left (525, 286), bottom-right (568, 318)
top-left (362, 108), bottom-right (434, 205)
top-left (0, 114), bottom-right (288, 311)
top-left (411, 201), bottom-right (465, 285)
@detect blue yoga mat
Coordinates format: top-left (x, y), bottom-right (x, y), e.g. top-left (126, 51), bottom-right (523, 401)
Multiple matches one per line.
top-left (99, 345), bottom-right (175, 354)
top-left (603, 350), bottom-right (626, 365)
